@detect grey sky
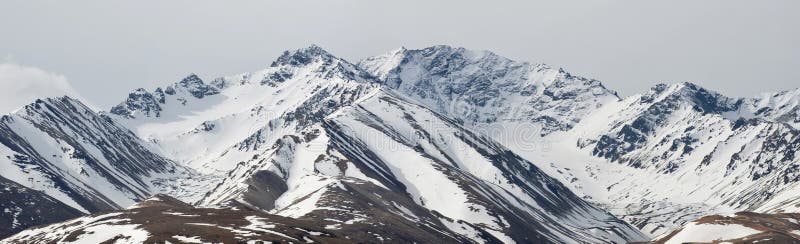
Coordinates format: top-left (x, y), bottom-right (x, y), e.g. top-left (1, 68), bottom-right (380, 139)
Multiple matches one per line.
top-left (1, 0), bottom-right (798, 109)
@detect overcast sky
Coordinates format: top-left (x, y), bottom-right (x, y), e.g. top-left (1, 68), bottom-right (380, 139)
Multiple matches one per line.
top-left (1, 0), bottom-right (798, 112)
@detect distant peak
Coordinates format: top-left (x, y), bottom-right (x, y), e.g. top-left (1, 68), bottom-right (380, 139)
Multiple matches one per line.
top-left (271, 44), bottom-right (336, 67)
top-left (407, 45), bottom-right (503, 64)
top-left (291, 44), bottom-right (331, 57)
top-left (426, 44), bottom-right (459, 51)
top-left (300, 44), bottom-right (327, 53)
top-left (650, 82), bottom-right (710, 95)
top-left (389, 46), bottom-right (408, 56)
top-left (178, 73), bottom-right (203, 86)
top-left (678, 81), bottom-right (702, 90)
top-left (649, 82), bottom-right (694, 93)
top-left (420, 45), bottom-right (463, 54)
top-left (169, 73), bottom-right (219, 99)
top-left (643, 82), bottom-right (737, 114)
top-left (36, 95), bottom-right (84, 105)
top-left (15, 95), bottom-right (91, 115)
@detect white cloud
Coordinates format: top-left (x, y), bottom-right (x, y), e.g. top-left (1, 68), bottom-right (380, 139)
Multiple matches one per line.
top-left (0, 62), bottom-right (91, 114)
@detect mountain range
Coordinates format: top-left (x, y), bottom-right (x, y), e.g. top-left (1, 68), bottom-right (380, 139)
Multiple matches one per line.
top-left (1, 45), bottom-right (799, 243)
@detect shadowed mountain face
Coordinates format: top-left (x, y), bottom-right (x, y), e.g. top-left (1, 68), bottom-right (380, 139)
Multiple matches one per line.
top-left (2, 45), bottom-right (799, 243)
top-left (0, 176), bottom-right (83, 239)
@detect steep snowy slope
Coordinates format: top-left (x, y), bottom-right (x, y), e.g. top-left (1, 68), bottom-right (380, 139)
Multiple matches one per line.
top-left (0, 96), bottom-right (214, 240)
top-left (360, 46), bottom-right (800, 238)
top-left (558, 83), bottom-right (800, 236)
top-left (322, 89), bottom-right (646, 243)
top-left (734, 88), bottom-right (800, 130)
top-left (110, 45), bottom-right (378, 175)
top-left (32, 86), bottom-right (646, 243)
top-left (480, 83), bottom-right (800, 237)
top-left (0, 97), bottom-right (192, 213)
top-left (110, 45), bottom-right (385, 212)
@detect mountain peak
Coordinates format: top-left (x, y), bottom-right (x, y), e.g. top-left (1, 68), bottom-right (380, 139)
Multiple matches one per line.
top-left (17, 96), bottom-right (88, 114)
top-left (418, 45), bottom-right (492, 59)
top-left (424, 44), bottom-right (465, 52)
top-left (178, 73), bottom-right (202, 86)
top-left (301, 44), bottom-right (326, 52)
top-left (271, 44), bottom-right (336, 67)
top-left (647, 82), bottom-right (709, 96)
top-left (171, 73), bottom-right (219, 99)
top-left (642, 82), bottom-right (738, 114)
top-left (675, 81), bottom-right (708, 93)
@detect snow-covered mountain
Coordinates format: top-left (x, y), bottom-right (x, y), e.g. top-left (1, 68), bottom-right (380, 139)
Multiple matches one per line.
top-left (0, 97), bottom-right (206, 237)
top-left (0, 176), bottom-right (83, 239)
top-left (562, 83), bottom-right (800, 236)
top-left (322, 89), bottom-right (645, 242)
top-left (1, 44), bottom-right (798, 242)
top-left (360, 47), bottom-right (800, 238)
top-left (103, 46), bottom-right (646, 243)
top-left (109, 46), bottom-right (378, 174)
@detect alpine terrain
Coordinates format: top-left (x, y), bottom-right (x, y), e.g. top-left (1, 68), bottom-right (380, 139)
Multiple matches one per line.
top-left (1, 45), bottom-right (798, 243)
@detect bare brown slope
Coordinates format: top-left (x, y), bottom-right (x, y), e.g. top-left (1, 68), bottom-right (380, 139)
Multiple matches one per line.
top-left (3, 194), bottom-right (472, 243)
top-left (652, 212), bottom-right (800, 244)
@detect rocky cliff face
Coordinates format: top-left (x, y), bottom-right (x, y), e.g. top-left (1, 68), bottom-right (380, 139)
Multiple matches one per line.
top-left (359, 45), bottom-right (619, 135)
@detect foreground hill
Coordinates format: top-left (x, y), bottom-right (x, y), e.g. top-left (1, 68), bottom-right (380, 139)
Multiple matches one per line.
top-left (652, 212), bottom-right (800, 243)
top-left (3, 194), bottom-right (470, 243)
